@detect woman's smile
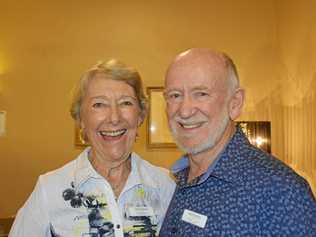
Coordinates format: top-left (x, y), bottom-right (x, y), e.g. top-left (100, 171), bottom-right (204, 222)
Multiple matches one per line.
top-left (98, 129), bottom-right (127, 140)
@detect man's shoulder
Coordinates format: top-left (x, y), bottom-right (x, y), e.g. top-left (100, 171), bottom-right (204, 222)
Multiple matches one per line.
top-left (240, 146), bottom-right (310, 194)
top-left (223, 128), bottom-right (306, 189)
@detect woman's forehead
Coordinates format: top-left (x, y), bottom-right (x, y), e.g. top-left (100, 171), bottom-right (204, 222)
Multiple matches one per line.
top-left (85, 77), bottom-right (136, 97)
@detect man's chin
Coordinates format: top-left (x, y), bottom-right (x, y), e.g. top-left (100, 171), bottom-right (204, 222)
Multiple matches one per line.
top-left (176, 141), bottom-right (212, 155)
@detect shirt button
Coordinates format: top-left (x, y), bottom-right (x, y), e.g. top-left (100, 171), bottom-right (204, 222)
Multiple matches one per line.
top-left (116, 224), bottom-right (120, 229)
top-left (171, 227), bottom-right (177, 234)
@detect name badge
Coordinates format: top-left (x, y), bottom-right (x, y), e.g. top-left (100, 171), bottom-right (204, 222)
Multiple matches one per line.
top-left (181, 209), bottom-right (207, 228)
top-left (127, 206), bottom-right (154, 217)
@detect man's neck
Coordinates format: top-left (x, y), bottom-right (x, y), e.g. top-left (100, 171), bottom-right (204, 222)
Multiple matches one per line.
top-left (187, 122), bottom-right (236, 183)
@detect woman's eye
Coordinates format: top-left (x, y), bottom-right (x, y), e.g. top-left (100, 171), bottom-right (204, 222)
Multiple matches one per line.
top-left (121, 101), bottom-right (133, 106)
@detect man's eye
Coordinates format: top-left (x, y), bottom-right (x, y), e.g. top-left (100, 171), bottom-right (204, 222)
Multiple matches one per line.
top-left (168, 93), bottom-right (181, 99)
top-left (92, 102), bottom-right (104, 108)
top-left (196, 92), bottom-right (209, 97)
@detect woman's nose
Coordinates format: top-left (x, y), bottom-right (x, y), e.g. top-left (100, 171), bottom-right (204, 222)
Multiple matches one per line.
top-left (109, 105), bottom-right (121, 125)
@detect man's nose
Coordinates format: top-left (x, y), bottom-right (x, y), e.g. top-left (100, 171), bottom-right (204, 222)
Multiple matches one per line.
top-left (178, 96), bottom-right (196, 118)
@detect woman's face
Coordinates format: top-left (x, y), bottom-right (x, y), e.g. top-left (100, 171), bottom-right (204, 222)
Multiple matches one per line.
top-left (80, 75), bottom-right (143, 163)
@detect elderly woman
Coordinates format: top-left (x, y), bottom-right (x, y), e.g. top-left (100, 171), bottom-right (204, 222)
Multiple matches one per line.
top-left (9, 60), bottom-right (175, 237)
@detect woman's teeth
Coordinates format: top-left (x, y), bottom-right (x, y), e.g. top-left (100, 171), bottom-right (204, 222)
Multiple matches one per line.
top-left (99, 129), bottom-right (126, 137)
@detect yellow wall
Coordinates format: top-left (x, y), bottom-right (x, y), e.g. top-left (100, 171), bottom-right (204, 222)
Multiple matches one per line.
top-left (0, 0), bottom-right (315, 217)
top-left (276, 0), bottom-right (316, 194)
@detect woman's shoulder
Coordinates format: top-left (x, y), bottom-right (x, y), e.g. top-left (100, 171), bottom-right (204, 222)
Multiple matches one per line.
top-left (38, 150), bottom-right (87, 186)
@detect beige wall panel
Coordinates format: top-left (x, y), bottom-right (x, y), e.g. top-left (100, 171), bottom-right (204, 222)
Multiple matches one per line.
top-left (2, 0), bottom-right (315, 216)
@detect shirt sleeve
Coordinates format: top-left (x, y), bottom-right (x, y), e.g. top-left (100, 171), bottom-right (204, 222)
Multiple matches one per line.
top-left (157, 169), bottom-right (176, 228)
top-left (259, 179), bottom-right (316, 236)
top-left (281, 182), bottom-right (316, 236)
top-left (9, 176), bottom-right (51, 237)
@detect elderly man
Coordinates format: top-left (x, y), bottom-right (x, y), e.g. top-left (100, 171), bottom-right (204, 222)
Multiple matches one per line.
top-left (159, 48), bottom-right (316, 236)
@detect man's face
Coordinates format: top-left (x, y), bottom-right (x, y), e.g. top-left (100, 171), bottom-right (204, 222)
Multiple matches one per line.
top-left (165, 62), bottom-right (230, 155)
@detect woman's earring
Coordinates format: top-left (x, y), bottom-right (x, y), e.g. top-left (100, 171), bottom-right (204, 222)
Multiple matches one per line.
top-left (79, 128), bottom-right (87, 145)
top-left (135, 132), bottom-right (139, 142)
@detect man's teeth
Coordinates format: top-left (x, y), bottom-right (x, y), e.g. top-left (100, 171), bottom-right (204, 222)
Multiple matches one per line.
top-left (181, 123), bottom-right (201, 129)
top-left (99, 129), bottom-right (126, 137)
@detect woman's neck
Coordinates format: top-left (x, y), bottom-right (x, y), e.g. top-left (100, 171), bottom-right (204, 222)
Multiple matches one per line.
top-left (89, 151), bottom-right (132, 198)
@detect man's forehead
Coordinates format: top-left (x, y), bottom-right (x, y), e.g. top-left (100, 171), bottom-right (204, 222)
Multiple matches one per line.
top-left (166, 61), bottom-right (226, 86)
top-left (172, 48), bottom-right (227, 68)
top-left (167, 52), bottom-right (227, 80)
top-left (165, 72), bottom-right (224, 93)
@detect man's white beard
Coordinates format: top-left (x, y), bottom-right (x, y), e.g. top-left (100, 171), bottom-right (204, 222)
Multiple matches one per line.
top-left (170, 111), bottom-right (230, 155)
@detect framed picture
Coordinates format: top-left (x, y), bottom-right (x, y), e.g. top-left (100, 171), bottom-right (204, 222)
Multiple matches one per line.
top-left (146, 87), bottom-right (177, 149)
top-left (237, 121), bottom-right (271, 153)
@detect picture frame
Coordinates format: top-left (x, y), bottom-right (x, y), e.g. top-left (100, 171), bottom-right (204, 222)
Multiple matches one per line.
top-left (237, 121), bottom-right (271, 153)
top-left (146, 87), bottom-right (177, 149)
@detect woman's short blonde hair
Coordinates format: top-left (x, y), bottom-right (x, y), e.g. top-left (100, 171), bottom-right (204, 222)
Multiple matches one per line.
top-left (70, 59), bottom-right (147, 122)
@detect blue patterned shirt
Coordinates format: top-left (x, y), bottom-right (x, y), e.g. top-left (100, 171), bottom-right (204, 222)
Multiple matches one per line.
top-left (160, 126), bottom-right (316, 236)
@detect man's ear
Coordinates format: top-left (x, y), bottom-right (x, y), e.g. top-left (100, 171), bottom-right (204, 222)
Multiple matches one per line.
top-left (228, 88), bottom-right (245, 120)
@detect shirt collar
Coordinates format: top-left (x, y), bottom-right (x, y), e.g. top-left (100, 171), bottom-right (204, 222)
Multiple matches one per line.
top-left (73, 147), bottom-right (101, 189)
top-left (73, 148), bottom-right (158, 190)
top-left (126, 153), bottom-right (160, 189)
top-left (171, 125), bottom-right (252, 186)
top-left (122, 153), bottom-right (144, 192)
top-left (171, 152), bottom-right (222, 187)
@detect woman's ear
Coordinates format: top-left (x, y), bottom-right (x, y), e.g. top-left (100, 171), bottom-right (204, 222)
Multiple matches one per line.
top-left (228, 88), bottom-right (245, 120)
top-left (137, 116), bottom-right (143, 127)
top-left (80, 119), bottom-right (85, 129)
top-left (138, 104), bottom-right (148, 127)
top-left (138, 111), bottom-right (146, 127)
